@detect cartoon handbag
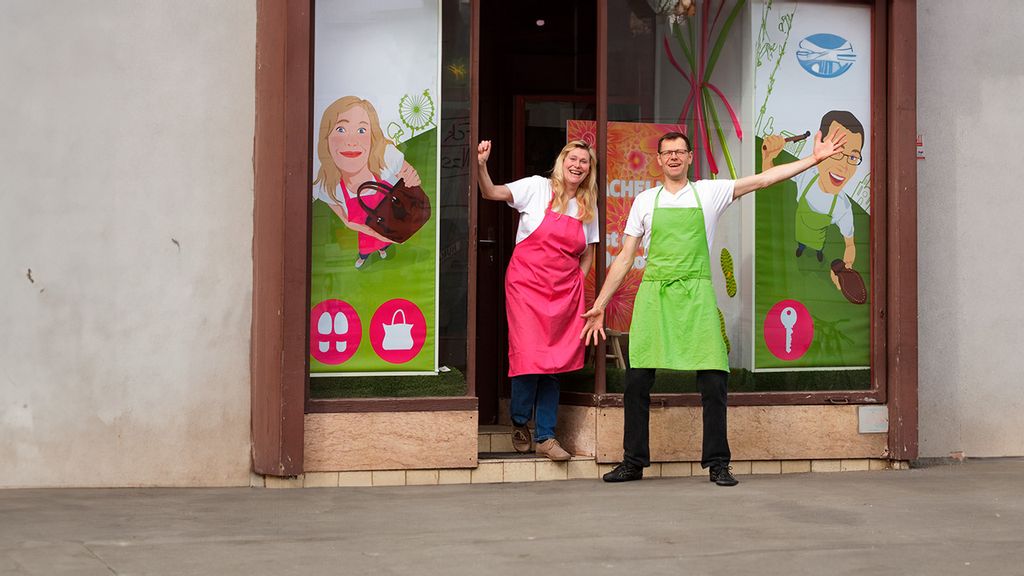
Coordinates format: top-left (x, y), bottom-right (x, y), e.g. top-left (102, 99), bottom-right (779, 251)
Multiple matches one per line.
top-left (357, 178), bottom-right (431, 244)
top-left (382, 309), bottom-right (415, 351)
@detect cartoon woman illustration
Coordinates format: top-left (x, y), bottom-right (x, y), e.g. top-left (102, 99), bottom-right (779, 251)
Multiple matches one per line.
top-left (313, 96), bottom-right (421, 269)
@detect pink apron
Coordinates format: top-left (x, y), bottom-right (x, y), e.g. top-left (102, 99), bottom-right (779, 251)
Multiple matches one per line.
top-left (340, 177), bottom-right (392, 255)
top-left (505, 202), bottom-right (587, 376)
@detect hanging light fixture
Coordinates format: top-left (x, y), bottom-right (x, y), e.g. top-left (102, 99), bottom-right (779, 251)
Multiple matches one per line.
top-left (651, 0), bottom-right (697, 26)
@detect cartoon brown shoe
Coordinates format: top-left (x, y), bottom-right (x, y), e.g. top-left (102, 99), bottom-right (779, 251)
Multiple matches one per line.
top-left (830, 259), bottom-right (867, 305)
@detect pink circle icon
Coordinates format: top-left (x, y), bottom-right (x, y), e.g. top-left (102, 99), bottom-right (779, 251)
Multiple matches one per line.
top-left (310, 300), bottom-right (362, 365)
top-left (764, 299), bottom-right (814, 361)
top-left (370, 299), bottom-right (426, 364)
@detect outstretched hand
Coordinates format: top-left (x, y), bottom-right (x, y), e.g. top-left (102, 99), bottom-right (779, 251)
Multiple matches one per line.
top-left (811, 129), bottom-right (848, 163)
top-left (580, 306), bottom-right (607, 346)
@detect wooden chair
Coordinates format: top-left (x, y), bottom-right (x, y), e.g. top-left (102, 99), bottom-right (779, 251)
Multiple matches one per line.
top-left (586, 329), bottom-right (627, 369)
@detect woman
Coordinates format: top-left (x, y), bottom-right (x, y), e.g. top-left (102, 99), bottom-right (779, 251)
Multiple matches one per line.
top-left (477, 139), bottom-right (599, 461)
top-left (312, 96), bottom-right (420, 269)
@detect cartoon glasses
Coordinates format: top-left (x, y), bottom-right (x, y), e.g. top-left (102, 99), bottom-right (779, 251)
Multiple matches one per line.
top-left (829, 150), bottom-right (863, 165)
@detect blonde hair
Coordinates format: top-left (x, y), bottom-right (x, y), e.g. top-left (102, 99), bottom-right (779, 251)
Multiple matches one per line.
top-left (549, 140), bottom-right (598, 223)
top-left (313, 96), bottom-right (393, 203)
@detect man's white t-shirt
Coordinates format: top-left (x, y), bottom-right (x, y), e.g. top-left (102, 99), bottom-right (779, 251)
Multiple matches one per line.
top-left (312, 144), bottom-right (406, 215)
top-left (793, 171), bottom-right (855, 238)
top-left (506, 175), bottom-right (600, 245)
top-left (624, 179), bottom-right (735, 252)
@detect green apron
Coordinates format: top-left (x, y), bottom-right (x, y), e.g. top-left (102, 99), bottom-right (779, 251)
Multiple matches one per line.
top-left (629, 184), bottom-right (729, 372)
top-left (795, 174), bottom-right (838, 251)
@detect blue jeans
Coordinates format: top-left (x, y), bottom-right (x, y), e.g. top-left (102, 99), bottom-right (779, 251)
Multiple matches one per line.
top-left (510, 374), bottom-right (560, 442)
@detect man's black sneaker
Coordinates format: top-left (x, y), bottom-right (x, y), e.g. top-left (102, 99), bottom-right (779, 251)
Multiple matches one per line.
top-left (709, 465), bottom-right (739, 486)
top-left (603, 463), bottom-right (643, 483)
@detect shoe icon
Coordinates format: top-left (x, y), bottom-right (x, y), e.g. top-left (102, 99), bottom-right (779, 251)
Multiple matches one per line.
top-left (718, 307), bottom-right (730, 355)
top-left (720, 248), bottom-right (736, 298)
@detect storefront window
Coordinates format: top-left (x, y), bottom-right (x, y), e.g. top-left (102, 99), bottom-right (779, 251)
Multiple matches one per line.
top-left (308, 0), bottom-right (470, 398)
top-left (596, 0), bottom-right (872, 394)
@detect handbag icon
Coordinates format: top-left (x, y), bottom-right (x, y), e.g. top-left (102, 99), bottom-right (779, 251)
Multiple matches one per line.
top-left (382, 308), bottom-right (415, 351)
top-left (357, 178), bottom-right (431, 244)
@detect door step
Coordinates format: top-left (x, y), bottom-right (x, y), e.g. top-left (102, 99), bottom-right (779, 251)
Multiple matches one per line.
top-left (477, 425), bottom-right (602, 482)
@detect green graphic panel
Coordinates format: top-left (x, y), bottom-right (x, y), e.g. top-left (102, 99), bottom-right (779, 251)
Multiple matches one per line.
top-left (310, 128), bottom-right (438, 373)
top-left (754, 138), bottom-right (870, 369)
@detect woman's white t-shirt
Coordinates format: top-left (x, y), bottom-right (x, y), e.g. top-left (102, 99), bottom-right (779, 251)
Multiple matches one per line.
top-left (506, 175), bottom-right (600, 245)
top-left (624, 179), bottom-right (735, 252)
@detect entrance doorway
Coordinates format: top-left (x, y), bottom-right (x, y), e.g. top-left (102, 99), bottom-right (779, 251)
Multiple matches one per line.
top-left (475, 0), bottom-right (596, 424)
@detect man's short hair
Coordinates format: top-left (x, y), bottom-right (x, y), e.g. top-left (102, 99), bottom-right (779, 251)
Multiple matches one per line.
top-left (819, 110), bottom-right (864, 142)
top-left (658, 131), bottom-right (692, 153)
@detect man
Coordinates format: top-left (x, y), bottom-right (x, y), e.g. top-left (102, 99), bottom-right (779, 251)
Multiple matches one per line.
top-left (762, 110), bottom-right (864, 293)
top-left (581, 129), bottom-right (846, 486)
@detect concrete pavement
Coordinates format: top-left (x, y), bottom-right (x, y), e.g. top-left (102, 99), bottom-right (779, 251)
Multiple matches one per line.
top-left (1, 458), bottom-right (1022, 575)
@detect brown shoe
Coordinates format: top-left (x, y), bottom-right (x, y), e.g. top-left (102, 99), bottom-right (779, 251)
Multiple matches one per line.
top-left (511, 423), bottom-right (531, 453)
top-left (830, 259), bottom-right (867, 305)
top-left (535, 438), bottom-right (571, 462)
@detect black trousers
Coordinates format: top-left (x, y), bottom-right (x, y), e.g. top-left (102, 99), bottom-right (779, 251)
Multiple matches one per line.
top-left (622, 368), bottom-right (731, 469)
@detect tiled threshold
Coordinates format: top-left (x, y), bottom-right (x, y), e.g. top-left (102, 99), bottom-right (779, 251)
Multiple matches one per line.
top-left (255, 426), bottom-right (907, 488)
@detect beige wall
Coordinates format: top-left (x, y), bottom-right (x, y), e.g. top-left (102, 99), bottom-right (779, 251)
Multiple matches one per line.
top-left (917, 1), bottom-right (1024, 457)
top-left (0, 1), bottom-right (256, 487)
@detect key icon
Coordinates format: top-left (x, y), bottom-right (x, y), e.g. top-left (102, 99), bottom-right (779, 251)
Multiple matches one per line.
top-left (780, 307), bottom-right (797, 353)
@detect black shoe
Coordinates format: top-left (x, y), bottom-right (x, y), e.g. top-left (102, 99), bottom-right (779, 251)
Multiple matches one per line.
top-left (603, 463), bottom-right (643, 483)
top-left (795, 244), bottom-right (805, 257)
top-left (709, 465), bottom-right (739, 486)
top-left (816, 250), bottom-right (824, 263)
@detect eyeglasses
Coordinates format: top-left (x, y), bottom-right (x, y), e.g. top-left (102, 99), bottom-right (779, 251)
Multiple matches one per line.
top-left (658, 149), bottom-right (691, 158)
top-left (829, 150), bottom-right (863, 165)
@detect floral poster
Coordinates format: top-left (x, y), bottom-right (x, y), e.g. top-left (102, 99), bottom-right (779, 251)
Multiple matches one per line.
top-left (567, 120), bottom-right (685, 332)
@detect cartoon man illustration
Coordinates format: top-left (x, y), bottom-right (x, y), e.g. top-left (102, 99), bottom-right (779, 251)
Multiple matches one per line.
top-left (762, 110), bottom-right (863, 293)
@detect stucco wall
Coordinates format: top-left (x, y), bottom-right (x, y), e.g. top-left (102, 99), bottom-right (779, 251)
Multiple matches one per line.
top-left (917, 1), bottom-right (1024, 457)
top-left (0, 2), bottom-right (256, 486)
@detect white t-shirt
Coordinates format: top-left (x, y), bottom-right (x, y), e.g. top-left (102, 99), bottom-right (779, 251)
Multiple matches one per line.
top-left (624, 179), bottom-right (735, 252)
top-left (506, 175), bottom-right (600, 245)
top-left (793, 171), bottom-right (855, 238)
top-left (312, 144), bottom-right (405, 214)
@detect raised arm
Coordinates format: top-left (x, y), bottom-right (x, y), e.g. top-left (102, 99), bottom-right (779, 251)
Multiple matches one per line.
top-left (477, 140), bottom-right (513, 202)
top-left (733, 129), bottom-right (847, 199)
top-left (580, 234), bottom-right (642, 344)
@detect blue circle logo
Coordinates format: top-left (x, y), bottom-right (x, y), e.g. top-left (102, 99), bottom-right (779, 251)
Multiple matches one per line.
top-left (796, 33), bottom-right (856, 78)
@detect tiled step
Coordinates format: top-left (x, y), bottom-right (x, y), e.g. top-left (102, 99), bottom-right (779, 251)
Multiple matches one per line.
top-left (477, 425), bottom-right (602, 482)
top-left (472, 455), bottom-right (603, 483)
top-left (477, 424), bottom-right (517, 453)
top-left (249, 426), bottom-right (908, 488)
top-left (257, 457), bottom-right (905, 488)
